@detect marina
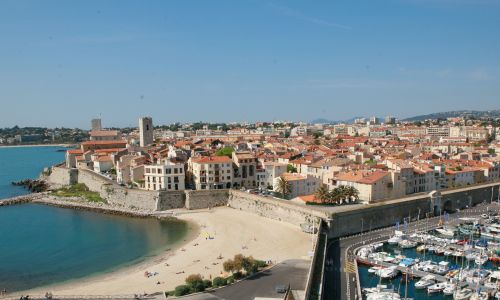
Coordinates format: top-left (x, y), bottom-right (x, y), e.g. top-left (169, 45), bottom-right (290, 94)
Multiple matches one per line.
top-left (356, 210), bottom-right (500, 299)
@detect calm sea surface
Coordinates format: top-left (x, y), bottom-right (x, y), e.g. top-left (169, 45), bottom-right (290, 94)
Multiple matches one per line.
top-left (0, 146), bottom-right (189, 292)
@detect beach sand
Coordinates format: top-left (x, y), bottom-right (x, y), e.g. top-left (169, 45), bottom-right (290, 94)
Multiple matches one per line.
top-left (23, 206), bottom-right (311, 296)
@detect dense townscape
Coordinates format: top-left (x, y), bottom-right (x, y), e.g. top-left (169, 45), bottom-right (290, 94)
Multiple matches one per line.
top-left (59, 114), bottom-right (500, 205)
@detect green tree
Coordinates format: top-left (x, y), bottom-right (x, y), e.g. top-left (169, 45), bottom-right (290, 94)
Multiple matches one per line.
top-left (314, 185), bottom-right (329, 203)
top-left (216, 147), bottom-right (234, 158)
top-left (287, 164), bottom-right (297, 173)
top-left (275, 176), bottom-right (291, 199)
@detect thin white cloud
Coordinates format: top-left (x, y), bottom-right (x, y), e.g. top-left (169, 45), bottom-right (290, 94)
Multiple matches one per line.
top-left (269, 3), bottom-right (351, 30)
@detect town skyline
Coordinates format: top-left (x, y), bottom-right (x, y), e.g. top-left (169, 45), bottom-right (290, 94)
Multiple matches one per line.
top-left (1, 108), bottom-right (500, 129)
top-left (1, 0), bottom-right (499, 128)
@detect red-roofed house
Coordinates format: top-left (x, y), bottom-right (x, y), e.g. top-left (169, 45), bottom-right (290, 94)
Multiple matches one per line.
top-left (334, 170), bottom-right (405, 203)
top-left (188, 156), bottom-right (234, 189)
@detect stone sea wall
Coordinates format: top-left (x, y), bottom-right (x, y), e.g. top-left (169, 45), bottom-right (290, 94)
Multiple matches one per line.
top-left (46, 166), bottom-right (77, 187)
top-left (185, 189), bottom-right (229, 210)
top-left (227, 190), bottom-right (328, 226)
top-left (328, 181), bottom-right (500, 238)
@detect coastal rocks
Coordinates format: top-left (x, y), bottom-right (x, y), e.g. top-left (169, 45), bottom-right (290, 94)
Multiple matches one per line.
top-left (12, 179), bottom-right (49, 193)
top-left (0, 193), bottom-right (44, 206)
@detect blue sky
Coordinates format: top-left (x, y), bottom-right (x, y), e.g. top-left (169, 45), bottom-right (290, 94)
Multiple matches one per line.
top-left (0, 0), bottom-right (499, 128)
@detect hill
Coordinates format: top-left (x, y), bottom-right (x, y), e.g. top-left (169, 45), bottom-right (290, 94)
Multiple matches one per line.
top-left (404, 110), bottom-right (500, 122)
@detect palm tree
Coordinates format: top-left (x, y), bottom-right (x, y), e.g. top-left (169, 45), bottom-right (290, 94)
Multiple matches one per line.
top-left (336, 185), bottom-right (348, 203)
top-left (346, 186), bottom-right (359, 202)
top-left (327, 188), bottom-right (341, 204)
top-left (315, 185), bottom-right (329, 203)
top-left (275, 176), bottom-right (291, 199)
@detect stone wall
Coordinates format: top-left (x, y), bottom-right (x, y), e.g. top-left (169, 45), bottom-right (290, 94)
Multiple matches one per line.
top-left (185, 189), bottom-right (229, 210)
top-left (77, 169), bottom-right (159, 211)
top-left (228, 190), bottom-right (328, 226)
top-left (327, 182), bottom-right (500, 238)
top-left (157, 191), bottom-right (185, 210)
top-left (47, 166), bottom-right (77, 187)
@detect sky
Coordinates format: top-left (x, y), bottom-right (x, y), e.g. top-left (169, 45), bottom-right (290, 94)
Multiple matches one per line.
top-left (0, 0), bottom-right (499, 128)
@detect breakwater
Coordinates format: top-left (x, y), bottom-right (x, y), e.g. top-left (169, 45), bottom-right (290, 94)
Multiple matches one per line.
top-left (0, 194), bottom-right (171, 220)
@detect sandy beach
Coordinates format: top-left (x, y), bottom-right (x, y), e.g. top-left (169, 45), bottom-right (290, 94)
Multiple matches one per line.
top-left (21, 206), bottom-right (311, 296)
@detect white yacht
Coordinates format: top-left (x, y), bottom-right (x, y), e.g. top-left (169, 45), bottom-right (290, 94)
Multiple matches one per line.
top-left (454, 288), bottom-right (473, 300)
top-left (414, 274), bottom-right (436, 289)
top-left (443, 283), bottom-right (457, 295)
top-left (379, 266), bottom-right (400, 279)
top-left (470, 291), bottom-right (489, 300)
top-left (367, 291), bottom-right (401, 300)
top-left (388, 230), bottom-right (406, 245)
top-left (427, 282), bottom-right (446, 293)
top-left (485, 270), bottom-right (500, 289)
top-left (398, 239), bottom-right (417, 249)
top-left (436, 227), bottom-right (455, 237)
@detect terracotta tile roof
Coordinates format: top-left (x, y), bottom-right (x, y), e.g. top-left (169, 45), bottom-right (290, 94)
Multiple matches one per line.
top-left (336, 170), bottom-right (388, 184)
top-left (191, 156), bottom-right (233, 164)
top-left (297, 194), bottom-right (322, 203)
top-left (81, 140), bottom-right (127, 145)
top-left (281, 172), bottom-right (307, 181)
top-left (67, 149), bottom-right (84, 155)
top-left (96, 155), bottom-right (112, 162)
top-left (95, 148), bottom-right (126, 153)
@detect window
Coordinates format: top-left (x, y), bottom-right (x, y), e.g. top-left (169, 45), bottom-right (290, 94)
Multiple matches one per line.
top-left (174, 168), bottom-right (178, 174)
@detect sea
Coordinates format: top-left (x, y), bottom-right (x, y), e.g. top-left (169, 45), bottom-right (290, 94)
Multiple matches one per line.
top-left (0, 146), bottom-right (189, 292)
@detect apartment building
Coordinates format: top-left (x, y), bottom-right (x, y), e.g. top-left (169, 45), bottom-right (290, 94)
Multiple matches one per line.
top-left (263, 161), bottom-right (287, 188)
top-left (188, 156), bottom-right (233, 190)
top-left (144, 160), bottom-right (185, 191)
top-left (273, 172), bottom-right (320, 199)
top-left (334, 170), bottom-right (405, 204)
top-left (232, 152), bottom-right (258, 188)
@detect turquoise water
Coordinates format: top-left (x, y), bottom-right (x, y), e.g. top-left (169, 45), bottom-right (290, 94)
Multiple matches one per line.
top-left (0, 146), bottom-right (68, 199)
top-left (0, 146), bottom-right (189, 292)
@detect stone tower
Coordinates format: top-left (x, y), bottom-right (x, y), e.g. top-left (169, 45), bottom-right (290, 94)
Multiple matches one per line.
top-left (139, 117), bottom-right (154, 147)
top-left (91, 118), bottom-right (102, 131)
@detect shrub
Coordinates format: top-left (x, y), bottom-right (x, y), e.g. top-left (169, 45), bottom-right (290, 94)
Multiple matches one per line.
top-left (203, 279), bottom-right (212, 288)
top-left (223, 259), bottom-right (235, 273)
top-left (185, 274), bottom-right (203, 286)
top-left (212, 277), bottom-right (227, 287)
top-left (185, 274), bottom-right (205, 292)
top-left (190, 281), bottom-right (205, 293)
top-left (227, 277), bottom-right (235, 284)
top-left (232, 271), bottom-right (243, 280)
top-left (174, 285), bottom-right (191, 296)
top-left (247, 263), bottom-right (259, 275)
top-left (254, 260), bottom-right (268, 268)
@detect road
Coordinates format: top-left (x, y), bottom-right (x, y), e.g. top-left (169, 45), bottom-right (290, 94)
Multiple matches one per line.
top-left (181, 259), bottom-right (309, 300)
top-left (323, 202), bottom-right (500, 300)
